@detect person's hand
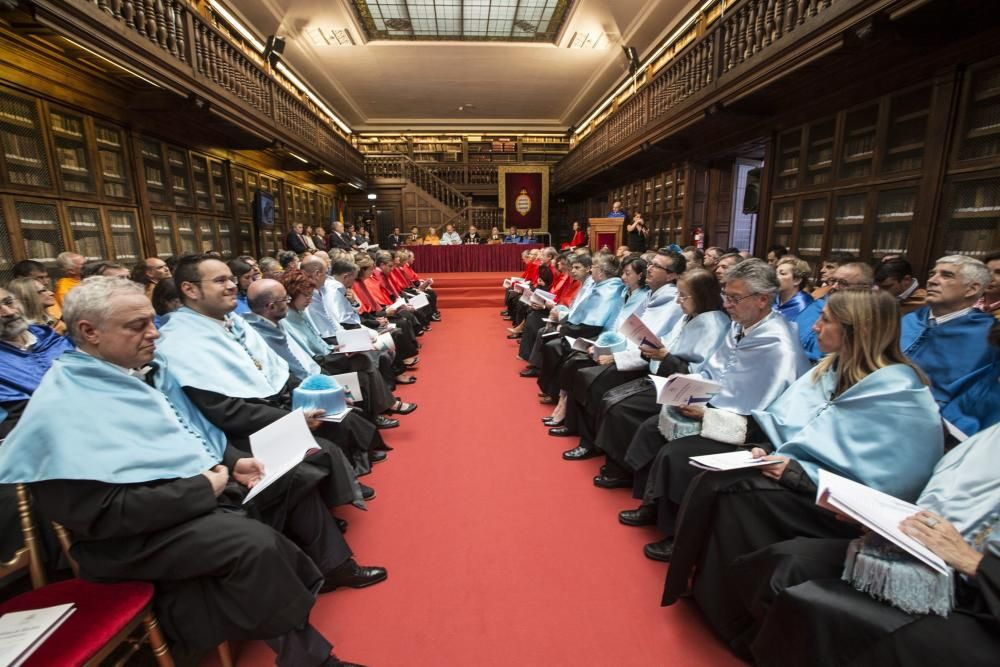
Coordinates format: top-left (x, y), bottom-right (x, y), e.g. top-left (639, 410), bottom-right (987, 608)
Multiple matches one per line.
top-left (677, 405), bottom-right (705, 420)
top-left (530, 302), bottom-right (544, 310)
top-left (305, 409), bottom-right (326, 431)
top-left (202, 465), bottom-right (229, 497)
top-left (639, 344), bottom-right (668, 360)
top-left (756, 454), bottom-right (790, 480)
top-left (386, 306), bottom-right (398, 316)
top-left (233, 458), bottom-right (266, 489)
top-left (900, 511), bottom-right (984, 577)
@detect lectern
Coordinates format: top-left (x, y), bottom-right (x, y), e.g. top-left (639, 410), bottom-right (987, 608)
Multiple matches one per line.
top-left (588, 218), bottom-right (623, 252)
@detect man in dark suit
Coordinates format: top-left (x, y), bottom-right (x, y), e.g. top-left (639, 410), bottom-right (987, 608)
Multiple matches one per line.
top-left (326, 222), bottom-right (353, 252)
top-left (285, 223), bottom-right (309, 253)
top-left (462, 225), bottom-right (485, 244)
top-left (386, 227), bottom-right (406, 249)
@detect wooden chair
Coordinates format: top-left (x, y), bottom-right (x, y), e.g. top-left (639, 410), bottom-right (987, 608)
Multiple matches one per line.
top-left (0, 484), bottom-right (174, 666)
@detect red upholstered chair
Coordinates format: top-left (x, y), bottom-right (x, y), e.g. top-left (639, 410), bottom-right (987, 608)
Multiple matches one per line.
top-left (0, 484), bottom-right (174, 666)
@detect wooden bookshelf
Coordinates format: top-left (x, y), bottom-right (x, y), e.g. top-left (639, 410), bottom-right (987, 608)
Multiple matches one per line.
top-left (0, 94), bottom-right (51, 191)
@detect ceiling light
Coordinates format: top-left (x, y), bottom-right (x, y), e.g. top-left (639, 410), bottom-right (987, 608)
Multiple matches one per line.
top-left (62, 37), bottom-right (163, 87)
top-left (207, 0), bottom-right (265, 52)
top-left (307, 27), bottom-right (357, 47)
top-left (288, 151), bottom-right (309, 164)
top-left (367, 193), bottom-right (377, 200)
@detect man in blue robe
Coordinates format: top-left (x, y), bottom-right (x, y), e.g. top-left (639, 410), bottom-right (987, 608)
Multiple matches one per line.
top-left (0, 277), bottom-right (380, 666)
top-left (901, 255), bottom-right (997, 434)
top-left (794, 262), bottom-right (873, 362)
top-left (0, 287), bottom-right (73, 435)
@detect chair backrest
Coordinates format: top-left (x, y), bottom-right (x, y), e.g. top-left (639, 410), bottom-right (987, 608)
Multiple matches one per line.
top-left (0, 484), bottom-right (46, 589)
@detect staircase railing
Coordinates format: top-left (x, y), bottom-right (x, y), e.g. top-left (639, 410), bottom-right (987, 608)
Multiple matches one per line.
top-left (364, 154), bottom-right (469, 212)
top-left (441, 206), bottom-right (504, 229)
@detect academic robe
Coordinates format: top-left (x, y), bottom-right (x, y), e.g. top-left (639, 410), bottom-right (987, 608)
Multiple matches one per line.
top-left (901, 306), bottom-right (997, 429)
top-left (660, 364), bottom-right (945, 643)
top-left (794, 296), bottom-right (826, 362)
top-left (157, 308), bottom-right (375, 495)
top-left (0, 325), bottom-right (73, 434)
top-left (560, 230), bottom-right (586, 249)
top-left (773, 289), bottom-right (814, 322)
top-left (0, 351), bottom-right (350, 656)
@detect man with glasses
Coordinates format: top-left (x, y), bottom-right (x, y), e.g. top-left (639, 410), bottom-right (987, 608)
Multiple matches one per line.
top-left (624, 259), bottom-right (810, 561)
top-left (157, 254), bottom-right (389, 488)
top-left (243, 278), bottom-right (404, 431)
top-left (0, 287), bottom-right (74, 436)
top-left (794, 261), bottom-right (874, 362)
top-left (902, 255), bottom-right (996, 436)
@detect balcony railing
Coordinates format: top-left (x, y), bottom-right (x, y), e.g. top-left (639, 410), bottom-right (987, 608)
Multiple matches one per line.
top-left (26, 0), bottom-right (364, 184)
top-left (555, 0), bottom-right (890, 191)
top-left (365, 154), bottom-right (470, 211)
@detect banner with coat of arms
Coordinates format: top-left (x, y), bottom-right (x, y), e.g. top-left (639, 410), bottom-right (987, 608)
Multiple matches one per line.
top-left (499, 166), bottom-right (548, 231)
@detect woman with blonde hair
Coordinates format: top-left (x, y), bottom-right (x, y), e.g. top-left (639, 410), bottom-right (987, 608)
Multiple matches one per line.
top-left (658, 288), bottom-right (946, 653)
top-left (6, 277), bottom-right (65, 334)
top-left (774, 255), bottom-right (813, 321)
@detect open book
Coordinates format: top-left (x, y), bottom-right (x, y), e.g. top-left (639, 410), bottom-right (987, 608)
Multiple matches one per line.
top-left (530, 289), bottom-right (556, 308)
top-left (649, 373), bottom-right (722, 407)
top-left (244, 409), bottom-right (321, 504)
top-left (407, 292), bottom-right (430, 309)
top-left (689, 450), bottom-right (783, 471)
top-left (816, 469), bottom-right (948, 574)
top-left (337, 328), bottom-right (375, 353)
top-left (0, 603), bottom-right (75, 667)
top-left (618, 313), bottom-right (664, 349)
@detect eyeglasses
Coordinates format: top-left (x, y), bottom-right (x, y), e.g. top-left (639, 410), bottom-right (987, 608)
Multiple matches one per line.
top-left (190, 276), bottom-right (237, 286)
top-left (721, 291), bottom-right (759, 304)
top-left (648, 263), bottom-right (675, 273)
top-left (267, 296), bottom-right (292, 307)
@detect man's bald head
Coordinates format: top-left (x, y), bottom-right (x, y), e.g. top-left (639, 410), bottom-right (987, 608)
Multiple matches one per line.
top-left (247, 279), bottom-right (289, 323)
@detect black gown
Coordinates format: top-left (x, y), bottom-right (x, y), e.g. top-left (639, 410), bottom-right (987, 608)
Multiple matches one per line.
top-left (31, 447), bottom-right (350, 658)
top-left (744, 538), bottom-right (1000, 666)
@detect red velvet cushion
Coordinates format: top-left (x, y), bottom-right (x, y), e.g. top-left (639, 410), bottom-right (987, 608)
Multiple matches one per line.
top-left (0, 579), bottom-right (154, 666)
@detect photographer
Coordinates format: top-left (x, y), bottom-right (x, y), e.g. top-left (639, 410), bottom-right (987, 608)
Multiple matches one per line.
top-left (627, 211), bottom-right (650, 252)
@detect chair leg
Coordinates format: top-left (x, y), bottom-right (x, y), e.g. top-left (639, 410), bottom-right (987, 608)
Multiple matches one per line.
top-left (142, 612), bottom-right (175, 667)
top-left (216, 641), bottom-right (235, 667)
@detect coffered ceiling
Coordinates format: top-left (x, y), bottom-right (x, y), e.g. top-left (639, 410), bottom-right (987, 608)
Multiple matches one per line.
top-left (229, 0), bottom-right (697, 132)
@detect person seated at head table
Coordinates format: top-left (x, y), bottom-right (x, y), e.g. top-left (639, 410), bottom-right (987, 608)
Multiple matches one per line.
top-left (228, 258), bottom-right (260, 314)
top-left (462, 224), bottom-right (485, 244)
top-left (773, 255), bottom-right (814, 321)
top-left (6, 276), bottom-right (64, 335)
top-left (901, 255), bottom-right (997, 435)
top-left (734, 418), bottom-right (1000, 667)
top-left (536, 253), bottom-right (625, 405)
top-left (795, 261), bottom-right (874, 362)
top-left (439, 224), bottom-right (461, 246)
top-left (422, 226), bottom-right (441, 246)
top-left (550, 250), bottom-right (688, 458)
top-left (487, 226), bottom-right (503, 244)
top-left (584, 268), bottom-right (730, 483)
top-left (0, 276), bottom-right (381, 667)
top-left (243, 278), bottom-right (407, 429)
top-left (151, 277), bottom-right (181, 329)
top-left (0, 286), bottom-right (73, 437)
top-left (874, 256), bottom-right (927, 316)
top-left (975, 249), bottom-right (1000, 318)
top-left (504, 228), bottom-right (527, 244)
top-left (53, 251), bottom-right (85, 307)
top-left (406, 225), bottom-right (422, 245)
top-left (561, 221), bottom-right (586, 250)
top-left (304, 256), bottom-right (419, 387)
top-left (156, 255), bottom-right (387, 487)
top-left (657, 289), bottom-right (944, 636)
top-left (616, 259), bottom-right (810, 558)
top-left (809, 251), bottom-right (858, 300)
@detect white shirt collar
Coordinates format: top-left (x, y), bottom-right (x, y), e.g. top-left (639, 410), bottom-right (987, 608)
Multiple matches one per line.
top-left (929, 306), bottom-right (973, 326)
top-left (898, 278), bottom-right (919, 301)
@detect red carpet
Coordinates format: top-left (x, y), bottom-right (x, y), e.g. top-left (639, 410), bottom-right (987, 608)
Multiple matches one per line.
top-left (427, 272), bottom-right (509, 309)
top-left (203, 307), bottom-right (744, 667)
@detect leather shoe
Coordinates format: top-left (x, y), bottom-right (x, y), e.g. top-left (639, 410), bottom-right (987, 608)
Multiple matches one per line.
top-left (431, 313), bottom-right (441, 322)
top-left (389, 400), bottom-right (417, 415)
top-left (519, 368), bottom-right (540, 378)
top-left (506, 332), bottom-right (521, 339)
top-left (374, 416), bottom-right (399, 430)
top-left (395, 375), bottom-right (417, 384)
top-left (322, 656), bottom-right (366, 667)
top-left (369, 450), bottom-right (388, 464)
top-left (593, 473), bottom-right (633, 489)
top-left (359, 483), bottom-right (376, 500)
top-left (562, 445), bottom-right (598, 460)
top-left (403, 356), bottom-right (420, 367)
top-left (618, 504), bottom-right (657, 527)
top-left (644, 538), bottom-right (674, 562)
top-left (541, 417), bottom-right (564, 427)
top-left (548, 426), bottom-right (575, 437)
top-left (320, 558), bottom-right (388, 592)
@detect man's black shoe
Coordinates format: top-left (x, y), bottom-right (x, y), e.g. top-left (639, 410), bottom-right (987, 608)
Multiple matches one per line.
top-left (644, 538), bottom-right (674, 562)
top-left (431, 313), bottom-right (441, 322)
top-left (562, 445), bottom-right (598, 460)
top-left (519, 368), bottom-right (540, 378)
top-left (374, 416), bottom-right (399, 430)
top-left (323, 657), bottom-right (366, 667)
top-left (369, 451), bottom-right (388, 465)
top-left (389, 401), bottom-right (417, 415)
top-left (618, 505), bottom-right (657, 527)
top-left (360, 483), bottom-right (376, 500)
top-left (320, 558), bottom-right (388, 592)
top-left (541, 417), bottom-right (564, 427)
top-left (548, 426), bottom-right (576, 437)
top-left (593, 473), bottom-right (633, 489)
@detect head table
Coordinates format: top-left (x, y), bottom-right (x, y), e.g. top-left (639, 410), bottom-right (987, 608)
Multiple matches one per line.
top-left (403, 243), bottom-right (543, 273)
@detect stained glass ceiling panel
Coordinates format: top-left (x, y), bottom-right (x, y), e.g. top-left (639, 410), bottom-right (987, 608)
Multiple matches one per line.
top-left (350, 1), bottom-right (572, 42)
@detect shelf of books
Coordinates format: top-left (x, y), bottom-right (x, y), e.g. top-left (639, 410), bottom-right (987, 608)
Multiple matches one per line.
top-left (804, 118), bottom-right (835, 187)
top-left (166, 147), bottom-right (193, 209)
top-left (12, 200), bottom-right (65, 266)
top-left (411, 136), bottom-right (463, 163)
top-left (956, 60), bottom-right (1000, 164)
top-left (468, 137), bottom-right (518, 164)
top-left (770, 200), bottom-right (795, 251)
top-left (872, 188), bottom-right (916, 259)
top-left (883, 86), bottom-right (930, 174)
top-left (107, 209), bottom-right (140, 263)
top-left (175, 214), bottom-right (197, 254)
top-left (192, 154), bottom-right (213, 211)
top-left (66, 206), bottom-right (107, 261)
top-left (0, 92), bottom-right (51, 190)
top-left (141, 139), bottom-right (167, 206)
top-left (775, 129), bottom-right (803, 192)
top-left (152, 213), bottom-right (176, 258)
top-left (941, 176), bottom-right (999, 259)
top-left (830, 192), bottom-right (868, 255)
top-left (838, 105), bottom-right (877, 181)
top-left (797, 197), bottom-right (829, 265)
top-left (198, 217), bottom-right (216, 253)
top-left (209, 159), bottom-right (229, 215)
top-left (520, 136), bottom-right (570, 163)
top-left (0, 206), bottom-right (13, 283)
top-left (50, 110), bottom-right (96, 196)
top-left (95, 123), bottom-right (130, 201)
